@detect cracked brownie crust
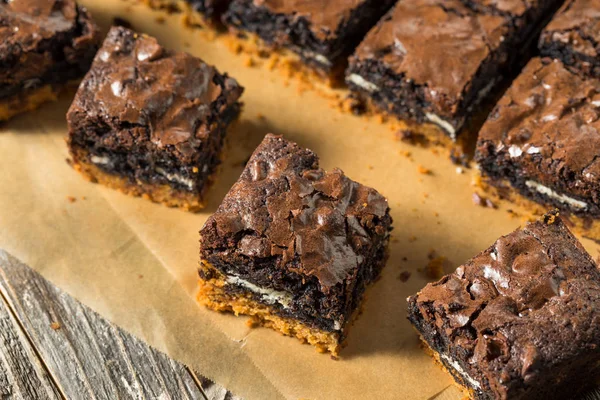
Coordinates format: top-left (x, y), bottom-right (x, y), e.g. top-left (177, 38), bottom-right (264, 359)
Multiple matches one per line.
top-left (539, 0), bottom-right (600, 78)
top-left (67, 26), bottom-right (243, 210)
top-left (408, 212), bottom-right (600, 400)
top-left (346, 0), bottom-right (562, 140)
top-left (475, 58), bottom-right (600, 229)
top-left (0, 0), bottom-right (99, 121)
top-left (222, 0), bottom-right (396, 80)
top-left (198, 134), bottom-right (392, 353)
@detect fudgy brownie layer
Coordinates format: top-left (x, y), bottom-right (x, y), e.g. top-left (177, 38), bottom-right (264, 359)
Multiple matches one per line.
top-left (223, 0), bottom-right (396, 74)
top-left (67, 26), bottom-right (243, 203)
top-left (347, 0), bottom-right (562, 139)
top-left (476, 58), bottom-right (600, 218)
top-left (199, 134), bottom-right (392, 335)
top-left (408, 213), bottom-right (600, 400)
top-left (0, 0), bottom-right (98, 104)
top-left (539, 0), bottom-right (600, 78)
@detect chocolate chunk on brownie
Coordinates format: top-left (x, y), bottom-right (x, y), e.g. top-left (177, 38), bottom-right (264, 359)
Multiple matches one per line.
top-left (198, 134), bottom-right (392, 355)
top-left (347, 0), bottom-right (562, 142)
top-left (222, 0), bottom-right (396, 82)
top-left (408, 212), bottom-right (600, 400)
top-left (0, 0), bottom-right (99, 121)
top-left (67, 26), bottom-right (243, 211)
top-left (475, 57), bottom-right (600, 239)
top-left (142, 0), bottom-right (230, 26)
top-left (539, 0), bottom-right (600, 79)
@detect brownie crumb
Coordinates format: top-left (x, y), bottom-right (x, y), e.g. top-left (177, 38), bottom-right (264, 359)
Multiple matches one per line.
top-left (398, 271), bottom-right (412, 282)
top-left (66, 196), bottom-right (76, 203)
top-left (417, 165), bottom-right (432, 175)
top-left (472, 193), bottom-right (496, 208)
top-left (50, 322), bottom-right (61, 330)
top-left (395, 130), bottom-right (429, 146)
top-left (155, 16), bottom-right (166, 24)
top-left (408, 235), bottom-right (417, 243)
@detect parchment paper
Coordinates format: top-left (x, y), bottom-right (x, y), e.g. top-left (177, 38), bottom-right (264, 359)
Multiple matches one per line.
top-left (1, 1), bottom-right (598, 399)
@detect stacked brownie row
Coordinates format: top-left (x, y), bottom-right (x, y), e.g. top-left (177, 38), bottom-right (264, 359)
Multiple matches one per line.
top-left (475, 0), bottom-right (600, 240)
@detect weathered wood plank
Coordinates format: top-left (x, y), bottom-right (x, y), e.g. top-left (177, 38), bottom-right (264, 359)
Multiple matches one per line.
top-left (0, 250), bottom-right (209, 399)
top-left (0, 293), bottom-right (62, 400)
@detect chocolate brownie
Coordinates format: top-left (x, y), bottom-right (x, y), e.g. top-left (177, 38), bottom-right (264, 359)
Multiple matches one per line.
top-left (198, 134), bottom-right (392, 355)
top-left (0, 0), bottom-right (98, 121)
top-left (475, 57), bottom-right (600, 239)
top-left (408, 212), bottom-right (600, 400)
top-left (142, 0), bottom-right (230, 26)
top-left (539, 0), bottom-right (600, 78)
top-left (67, 26), bottom-right (243, 211)
top-left (222, 0), bottom-right (397, 81)
top-left (346, 0), bottom-right (562, 142)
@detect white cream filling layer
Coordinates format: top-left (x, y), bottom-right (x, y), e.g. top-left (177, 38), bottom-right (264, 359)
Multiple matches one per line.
top-left (90, 155), bottom-right (112, 166)
top-left (525, 180), bottom-right (588, 210)
top-left (226, 275), bottom-right (293, 309)
top-left (347, 73), bottom-right (379, 93)
top-left (425, 113), bottom-right (457, 139)
top-left (155, 167), bottom-right (194, 191)
top-left (440, 354), bottom-right (482, 390)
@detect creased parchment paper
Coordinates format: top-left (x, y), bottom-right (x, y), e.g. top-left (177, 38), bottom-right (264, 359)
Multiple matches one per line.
top-left (1, 1), bottom-right (598, 399)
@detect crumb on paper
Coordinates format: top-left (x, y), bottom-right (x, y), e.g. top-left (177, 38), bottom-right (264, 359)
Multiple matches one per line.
top-left (408, 235), bottom-right (417, 243)
top-left (417, 165), bottom-right (432, 175)
top-left (66, 196), bottom-right (76, 203)
top-left (398, 271), bottom-right (412, 282)
top-left (434, 211), bottom-right (439, 217)
top-left (367, 165), bottom-right (374, 170)
top-left (155, 16), bottom-right (166, 24)
top-left (246, 318), bottom-right (259, 328)
top-left (138, 274), bottom-right (144, 279)
top-left (402, 257), bottom-right (408, 261)
top-left (423, 193), bottom-right (429, 199)
top-left (50, 322), bottom-right (61, 330)
top-left (243, 55), bottom-right (255, 67)
top-left (472, 193), bottom-right (496, 209)
top-left (256, 113), bottom-right (266, 120)
top-left (395, 130), bottom-right (429, 146)
top-left (456, 167), bottom-right (464, 174)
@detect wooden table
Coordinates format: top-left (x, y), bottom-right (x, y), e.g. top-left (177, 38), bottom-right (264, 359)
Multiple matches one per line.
top-left (0, 250), bottom-right (237, 400)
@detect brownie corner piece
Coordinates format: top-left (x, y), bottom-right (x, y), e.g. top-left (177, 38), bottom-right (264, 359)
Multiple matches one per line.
top-left (408, 212), bottom-right (600, 400)
top-left (346, 0), bottom-right (561, 144)
top-left (198, 134), bottom-right (392, 354)
top-left (475, 57), bottom-right (600, 239)
top-left (0, 0), bottom-right (99, 121)
top-left (66, 26), bottom-right (243, 211)
top-left (539, 0), bottom-right (600, 79)
top-left (222, 0), bottom-right (396, 82)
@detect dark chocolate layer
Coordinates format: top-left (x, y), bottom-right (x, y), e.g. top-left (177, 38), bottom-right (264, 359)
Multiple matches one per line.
top-left (185, 0), bottom-right (231, 20)
top-left (67, 26), bottom-right (243, 194)
top-left (539, 0), bottom-right (600, 79)
top-left (475, 58), bottom-right (600, 218)
top-left (223, 0), bottom-right (396, 73)
top-left (408, 213), bottom-right (600, 400)
top-left (0, 0), bottom-right (99, 99)
top-left (346, 0), bottom-right (562, 138)
top-left (199, 134), bottom-right (392, 332)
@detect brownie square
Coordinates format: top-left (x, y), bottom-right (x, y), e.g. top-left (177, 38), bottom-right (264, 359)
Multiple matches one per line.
top-left (198, 134), bottom-right (392, 355)
top-left (222, 0), bottom-right (396, 82)
top-left (67, 26), bottom-right (243, 211)
top-left (0, 0), bottom-right (98, 121)
top-left (346, 0), bottom-right (561, 142)
top-left (475, 57), bottom-right (600, 239)
top-left (408, 212), bottom-right (600, 400)
top-left (142, 0), bottom-right (231, 26)
top-left (539, 0), bottom-right (600, 79)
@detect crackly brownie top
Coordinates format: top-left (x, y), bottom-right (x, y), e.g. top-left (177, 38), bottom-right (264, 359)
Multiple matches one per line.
top-left (412, 213), bottom-right (600, 396)
top-left (200, 134), bottom-right (390, 289)
top-left (250, 0), bottom-right (372, 41)
top-left (541, 0), bottom-right (600, 58)
top-left (353, 0), bottom-right (542, 112)
top-left (476, 58), bottom-right (600, 204)
top-left (67, 26), bottom-right (242, 158)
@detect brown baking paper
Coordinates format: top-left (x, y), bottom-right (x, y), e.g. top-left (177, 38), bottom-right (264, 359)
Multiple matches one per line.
top-left (1, 1), bottom-right (598, 399)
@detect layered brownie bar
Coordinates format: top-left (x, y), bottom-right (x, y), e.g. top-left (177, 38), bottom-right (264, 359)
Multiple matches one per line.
top-left (0, 0), bottom-right (98, 121)
top-left (222, 0), bottom-right (397, 84)
top-left (346, 0), bottom-right (561, 146)
top-left (475, 57), bottom-right (600, 240)
top-left (198, 134), bottom-right (392, 355)
top-left (67, 26), bottom-right (243, 211)
top-left (539, 0), bottom-right (600, 78)
top-left (408, 212), bottom-right (600, 400)
top-left (140, 0), bottom-right (230, 28)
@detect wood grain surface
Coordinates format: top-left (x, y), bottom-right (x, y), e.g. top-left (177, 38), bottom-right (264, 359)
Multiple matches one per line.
top-left (0, 250), bottom-right (238, 400)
